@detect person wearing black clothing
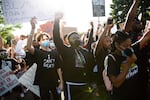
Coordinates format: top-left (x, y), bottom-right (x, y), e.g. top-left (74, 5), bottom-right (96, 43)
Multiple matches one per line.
top-left (124, 0), bottom-right (150, 99)
top-left (53, 13), bottom-right (96, 100)
top-left (27, 17), bottom-right (63, 100)
top-left (106, 30), bottom-right (150, 100)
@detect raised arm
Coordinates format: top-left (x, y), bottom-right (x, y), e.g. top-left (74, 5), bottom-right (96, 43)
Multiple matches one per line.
top-left (53, 12), bottom-right (66, 54)
top-left (94, 24), bottom-right (113, 56)
top-left (86, 21), bottom-right (94, 51)
top-left (124, 0), bottom-right (141, 32)
top-left (132, 30), bottom-right (150, 49)
top-left (27, 17), bottom-right (36, 54)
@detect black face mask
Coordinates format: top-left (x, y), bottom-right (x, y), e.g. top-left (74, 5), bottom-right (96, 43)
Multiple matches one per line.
top-left (70, 39), bottom-right (80, 48)
top-left (122, 48), bottom-right (134, 57)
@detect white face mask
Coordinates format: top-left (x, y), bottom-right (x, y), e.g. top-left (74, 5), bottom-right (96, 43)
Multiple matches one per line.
top-left (50, 41), bottom-right (55, 48)
top-left (41, 40), bottom-right (50, 48)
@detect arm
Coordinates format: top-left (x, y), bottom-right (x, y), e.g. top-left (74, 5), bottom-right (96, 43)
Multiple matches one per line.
top-left (109, 54), bottom-right (137, 88)
top-left (53, 13), bottom-right (66, 54)
top-left (86, 21), bottom-right (94, 51)
top-left (124, 0), bottom-right (141, 32)
top-left (57, 68), bottom-right (64, 90)
top-left (94, 24), bottom-right (113, 56)
top-left (95, 23), bottom-right (103, 41)
top-left (27, 17), bottom-right (36, 54)
top-left (132, 30), bottom-right (150, 49)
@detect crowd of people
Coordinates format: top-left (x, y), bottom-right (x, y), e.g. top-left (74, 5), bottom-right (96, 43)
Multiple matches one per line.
top-left (0, 0), bottom-right (150, 100)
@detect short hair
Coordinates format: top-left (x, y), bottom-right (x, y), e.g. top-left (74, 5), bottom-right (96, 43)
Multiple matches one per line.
top-left (37, 33), bottom-right (50, 42)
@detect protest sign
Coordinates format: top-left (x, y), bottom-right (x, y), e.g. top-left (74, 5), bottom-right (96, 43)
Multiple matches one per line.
top-left (0, 66), bottom-right (19, 96)
top-left (2, 0), bottom-right (64, 24)
top-left (92, 0), bottom-right (105, 17)
top-left (40, 21), bottom-right (54, 37)
top-left (18, 63), bottom-right (40, 97)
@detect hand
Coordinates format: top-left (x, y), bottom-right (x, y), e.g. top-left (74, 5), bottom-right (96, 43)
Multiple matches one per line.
top-left (90, 21), bottom-right (94, 27)
top-left (55, 12), bottom-right (63, 20)
top-left (133, 0), bottom-right (141, 4)
top-left (126, 53), bottom-right (137, 65)
top-left (58, 81), bottom-right (63, 91)
top-left (30, 17), bottom-right (36, 29)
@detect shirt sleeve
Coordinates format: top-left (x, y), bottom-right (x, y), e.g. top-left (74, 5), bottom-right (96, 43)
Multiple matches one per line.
top-left (107, 55), bottom-right (119, 77)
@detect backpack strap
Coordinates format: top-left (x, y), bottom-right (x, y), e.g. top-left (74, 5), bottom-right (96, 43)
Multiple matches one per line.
top-left (104, 54), bottom-right (116, 71)
top-left (108, 54), bottom-right (116, 61)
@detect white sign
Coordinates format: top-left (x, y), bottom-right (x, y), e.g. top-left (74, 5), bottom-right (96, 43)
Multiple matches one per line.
top-left (92, 0), bottom-right (105, 16)
top-left (2, 0), bottom-right (64, 24)
top-left (0, 66), bottom-right (19, 96)
top-left (18, 63), bottom-right (40, 97)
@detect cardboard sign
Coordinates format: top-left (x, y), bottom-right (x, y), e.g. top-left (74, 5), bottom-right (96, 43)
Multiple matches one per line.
top-left (40, 21), bottom-right (54, 37)
top-left (18, 63), bottom-right (40, 97)
top-left (92, 0), bottom-right (105, 17)
top-left (0, 66), bottom-right (19, 96)
top-left (2, 0), bottom-right (63, 24)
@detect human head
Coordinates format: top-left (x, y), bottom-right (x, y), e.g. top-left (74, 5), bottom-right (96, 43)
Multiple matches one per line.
top-left (20, 35), bottom-right (27, 40)
top-left (32, 40), bottom-right (40, 48)
top-left (67, 32), bottom-right (80, 49)
top-left (37, 33), bottom-right (50, 49)
top-left (111, 30), bottom-right (132, 56)
top-left (0, 49), bottom-right (8, 60)
top-left (64, 34), bottom-right (70, 46)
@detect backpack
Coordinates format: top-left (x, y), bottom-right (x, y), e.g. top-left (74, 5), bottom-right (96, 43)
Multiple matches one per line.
top-left (102, 54), bottom-right (116, 91)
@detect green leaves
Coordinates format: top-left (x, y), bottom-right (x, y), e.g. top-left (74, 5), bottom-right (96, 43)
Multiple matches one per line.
top-left (110, 0), bottom-right (150, 25)
top-left (0, 0), bottom-right (22, 45)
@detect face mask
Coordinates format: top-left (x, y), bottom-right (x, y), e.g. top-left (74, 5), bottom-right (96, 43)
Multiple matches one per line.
top-left (50, 42), bottom-right (55, 48)
top-left (41, 40), bottom-right (50, 48)
top-left (70, 39), bottom-right (80, 48)
top-left (121, 48), bottom-right (134, 57)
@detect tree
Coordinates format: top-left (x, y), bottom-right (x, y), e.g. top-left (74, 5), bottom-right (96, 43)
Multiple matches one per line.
top-left (110, 0), bottom-right (150, 27)
top-left (0, 0), bottom-right (21, 45)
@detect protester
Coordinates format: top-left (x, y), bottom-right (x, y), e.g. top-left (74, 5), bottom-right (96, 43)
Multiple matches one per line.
top-left (27, 17), bottom-right (63, 100)
top-left (93, 20), bottom-right (113, 100)
top-left (124, 0), bottom-right (149, 99)
top-left (53, 12), bottom-right (96, 100)
top-left (106, 29), bottom-right (150, 100)
top-left (15, 35), bottom-right (27, 59)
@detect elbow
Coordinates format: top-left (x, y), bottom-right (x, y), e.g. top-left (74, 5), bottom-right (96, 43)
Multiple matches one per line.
top-left (113, 83), bottom-right (122, 88)
top-left (112, 80), bottom-right (124, 88)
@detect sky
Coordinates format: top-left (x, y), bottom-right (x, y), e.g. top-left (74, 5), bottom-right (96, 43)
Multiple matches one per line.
top-left (13, 0), bottom-right (113, 36)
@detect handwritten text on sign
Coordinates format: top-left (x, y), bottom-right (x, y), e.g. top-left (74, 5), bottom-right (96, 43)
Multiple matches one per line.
top-left (0, 66), bottom-right (19, 96)
top-left (2, 0), bottom-right (64, 24)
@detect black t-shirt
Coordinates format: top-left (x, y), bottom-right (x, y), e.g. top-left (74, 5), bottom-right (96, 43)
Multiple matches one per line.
top-left (107, 43), bottom-right (145, 100)
top-left (53, 20), bottom-right (96, 83)
top-left (33, 48), bottom-right (62, 87)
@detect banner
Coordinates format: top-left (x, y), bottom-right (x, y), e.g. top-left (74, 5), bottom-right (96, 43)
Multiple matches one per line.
top-left (92, 0), bottom-right (105, 17)
top-left (0, 66), bottom-right (19, 96)
top-left (18, 63), bottom-right (40, 97)
top-left (2, 0), bottom-right (64, 24)
top-left (40, 21), bottom-right (54, 37)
